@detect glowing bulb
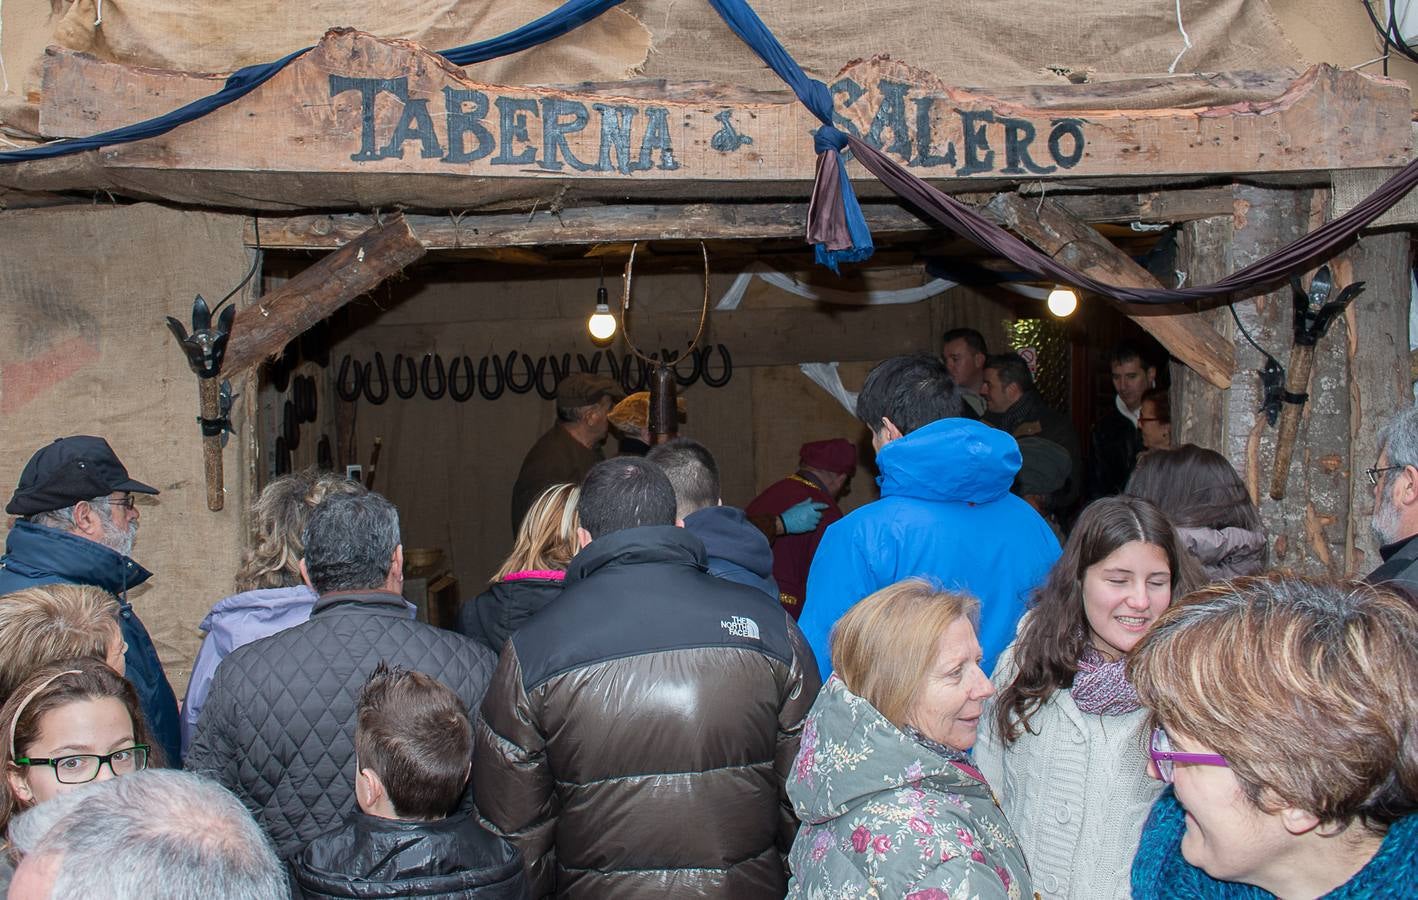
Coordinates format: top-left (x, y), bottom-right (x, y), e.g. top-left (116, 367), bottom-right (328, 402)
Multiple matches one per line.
top-left (1047, 285), bottom-right (1078, 317)
top-left (588, 286), bottom-right (617, 341)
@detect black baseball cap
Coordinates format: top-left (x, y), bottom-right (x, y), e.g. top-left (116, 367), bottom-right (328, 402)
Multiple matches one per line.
top-left (6, 436), bottom-right (159, 516)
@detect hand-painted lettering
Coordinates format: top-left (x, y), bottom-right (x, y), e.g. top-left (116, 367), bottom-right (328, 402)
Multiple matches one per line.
top-left (1000, 117), bottom-right (1055, 175)
top-left (911, 96), bottom-right (956, 168)
top-left (865, 80), bottom-right (912, 159)
top-left (443, 88), bottom-right (493, 164)
top-left (1048, 119), bottom-right (1086, 168)
top-left (540, 98), bottom-right (594, 171)
top-left (957, 108), bottom-right (996, 176)
top-left (329, 75), bottom-right (407, 162)
top-left (494, 97), bottom-right (540, 165)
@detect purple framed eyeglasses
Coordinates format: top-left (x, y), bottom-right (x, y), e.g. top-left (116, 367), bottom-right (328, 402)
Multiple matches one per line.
top-left (1149, 727), bottom-right (1229, 783)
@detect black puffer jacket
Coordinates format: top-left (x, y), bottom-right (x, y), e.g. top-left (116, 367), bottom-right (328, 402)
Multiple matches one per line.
top-left (290, 809), bottom-right (529, 899)
top-left (455, 573), bottom-right (565, 654)
top-left (474, 526), bottom-right (821, 899)
top-left (186, 590), bottom-right (497, 860)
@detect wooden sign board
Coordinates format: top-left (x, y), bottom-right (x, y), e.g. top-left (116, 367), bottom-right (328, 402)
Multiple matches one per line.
top-left (10, 29), bottom-right (1410, 210)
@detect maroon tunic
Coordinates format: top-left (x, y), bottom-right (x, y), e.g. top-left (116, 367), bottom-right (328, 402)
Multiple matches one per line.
top-left (745, 473), bottom-right (843, 619)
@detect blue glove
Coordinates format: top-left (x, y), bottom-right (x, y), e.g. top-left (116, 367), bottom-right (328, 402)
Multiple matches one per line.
top-left (781, 499), bottom-right (829, 534)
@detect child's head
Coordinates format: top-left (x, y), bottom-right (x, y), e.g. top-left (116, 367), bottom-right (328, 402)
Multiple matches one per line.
top-left (353, 663), bottom-right (472, 821)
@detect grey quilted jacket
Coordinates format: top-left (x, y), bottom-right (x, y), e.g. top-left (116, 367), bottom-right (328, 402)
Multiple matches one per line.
top-left (186, 590), bottom-right (497, 860)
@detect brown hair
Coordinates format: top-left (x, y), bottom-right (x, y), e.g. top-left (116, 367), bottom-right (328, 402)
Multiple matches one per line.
top-left (831, 578), bottom-right (980, 729)
top-left (0, 585), bottom-right (121, 706)
top-left (354, 663), bottom-right (471, 820)
top-left (1139, 387), bottom-right (1170, 425)
top-left (236, 470), bottom-right (364, 592)
top-left (492, 483), bottom-right (580, 582)
top-left (1125, 444), bottom-right (1263, 534)
top-left (1130, 576), bottom-right (1418, 833)
top-left (993, 496), bottom-right (1203, 744)
top-left (0, 657), bottom-right (158, 834)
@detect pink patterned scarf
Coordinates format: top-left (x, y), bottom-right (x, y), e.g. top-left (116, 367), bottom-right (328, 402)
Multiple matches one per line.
top-left (1071, 645), bottom-right (1142, 716)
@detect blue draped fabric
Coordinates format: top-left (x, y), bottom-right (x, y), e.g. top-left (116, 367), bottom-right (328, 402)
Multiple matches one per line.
top-left (0, 0), bottom-right (625, 164)
top-left (706, 0), bottom-right (874, 270)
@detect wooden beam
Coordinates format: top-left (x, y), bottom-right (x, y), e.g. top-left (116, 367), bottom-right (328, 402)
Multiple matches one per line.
top-left (1, 31), bottom-right (1405, 211)
top-left (244, 188), bottom-right (1239, 249)
top-left (222, 214), bottom-right (426, 378)
top-left (985, 194), bottom-right (1235, 389)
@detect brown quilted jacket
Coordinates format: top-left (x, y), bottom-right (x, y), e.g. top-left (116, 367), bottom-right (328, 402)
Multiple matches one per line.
top-left (473, 525), bottom-right (821, 899)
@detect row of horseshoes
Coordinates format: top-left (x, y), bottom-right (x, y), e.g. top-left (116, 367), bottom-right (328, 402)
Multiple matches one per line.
top-left (334, 345), bottom-right (734, 404)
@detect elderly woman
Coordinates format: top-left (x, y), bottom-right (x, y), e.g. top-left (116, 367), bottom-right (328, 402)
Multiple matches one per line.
top-left (787, 578), bottom-right (1030, 899)
top-left (1129, 576), bottom-right (1418, 898)
top-left (180, 470), bottom-right (365, 756)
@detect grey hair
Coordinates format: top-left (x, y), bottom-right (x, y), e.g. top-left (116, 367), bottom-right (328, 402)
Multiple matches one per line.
top-left (27, 495), bottom-right (110, 531)
top-left (300, 490), bottom-right (401, 593)
top-left (1378, 405), bottom-right (1418, 469)
top-left (8, 769), bottom-right (286, 899)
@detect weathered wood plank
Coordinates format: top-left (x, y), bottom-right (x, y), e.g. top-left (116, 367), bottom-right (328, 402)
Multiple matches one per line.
top-left (984, 194), bottom-right (1235, 389)
top-left (1170, 215), bottom-right (1233, 450)
top-left (243, 188), bottom-right (1239, 249)
top-left (223, 214), bottom-right (426, 378)
top-left (3, 31), bottom-right (1406, 211)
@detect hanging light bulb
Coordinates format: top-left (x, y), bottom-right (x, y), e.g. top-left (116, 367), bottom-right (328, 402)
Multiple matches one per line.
top-left (588, 263), bottom-right (617, 341)
top-left (1047, 285), bottom-right (1078, 318)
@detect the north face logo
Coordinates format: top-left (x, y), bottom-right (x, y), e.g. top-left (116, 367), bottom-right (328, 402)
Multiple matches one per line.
top-left (720, 616), bottom-right (760, 640)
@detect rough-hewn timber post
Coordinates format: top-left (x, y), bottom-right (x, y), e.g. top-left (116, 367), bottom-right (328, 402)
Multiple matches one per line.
top-left (1225, 186), bottom-right (1350, 576)
top-left (1170, 215), bottom-right (1233, 451)
top-left (1339, 230), bottom-right (1411, 576)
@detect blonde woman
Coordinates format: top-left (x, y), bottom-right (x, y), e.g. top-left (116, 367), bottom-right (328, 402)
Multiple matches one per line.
top-left (787, 578), bottom-right (1030, 899)
top-left (0, 584), bottom-right (124, 705)
top-left (181, 470), bottom-right (364, 756)
top-left (457, 483), bottom-right (579, 653)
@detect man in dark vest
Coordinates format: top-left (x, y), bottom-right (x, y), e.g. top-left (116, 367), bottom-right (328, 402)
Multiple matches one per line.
top-left (0, 435), bottom-right (181, 766)
top-left (981, 352), bottom-right (1084, 516)
top-left (510, 374), bottom-right (621, 530)
top-left (745, 439), bottom-right (856, 619)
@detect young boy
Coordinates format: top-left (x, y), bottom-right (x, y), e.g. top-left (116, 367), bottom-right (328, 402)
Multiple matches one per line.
top-left (290, 664), bottom-right (528, 899)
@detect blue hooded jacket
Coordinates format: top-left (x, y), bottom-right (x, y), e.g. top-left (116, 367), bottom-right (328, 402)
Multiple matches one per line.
top-left (801, 418), bottom-right (1060, 677)
top-left (0, 519), bottom-right (182, 767)
top-left (682, 505), bottom-right (779, 600)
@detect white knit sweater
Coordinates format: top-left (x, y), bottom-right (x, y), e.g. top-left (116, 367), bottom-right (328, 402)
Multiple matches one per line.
top-left (973, 646), bottom-right (1162, 900)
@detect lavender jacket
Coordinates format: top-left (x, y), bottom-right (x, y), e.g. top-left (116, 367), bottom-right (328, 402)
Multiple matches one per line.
top-left (181, 585), bottom-right (421, 755)
top-left (180, 585), bottom-right (317, 756)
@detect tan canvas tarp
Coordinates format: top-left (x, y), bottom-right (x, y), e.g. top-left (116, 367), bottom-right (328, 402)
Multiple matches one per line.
top-left (2, 0), bottom-right (1309, 139)
top-left (0, 202), bottom-right (251, 692)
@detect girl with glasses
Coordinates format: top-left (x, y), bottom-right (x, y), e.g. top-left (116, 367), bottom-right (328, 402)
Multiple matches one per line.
top-left (0, 657), bottom-right (157, 886)
top-left (1129, 576), bottom-right (1418, 898)
top-left (973, 496), bottom-right (1203, 899)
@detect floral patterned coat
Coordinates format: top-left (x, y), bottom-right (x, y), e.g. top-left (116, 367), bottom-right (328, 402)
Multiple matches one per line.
top-left (787, 676), bottom-right (1034, 900)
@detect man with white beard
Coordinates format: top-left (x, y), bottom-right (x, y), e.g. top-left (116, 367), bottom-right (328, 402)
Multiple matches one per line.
top-left (1365, 407), bottom-right (1418, 593)
top-left (0, 436), bottom-right (181, 766)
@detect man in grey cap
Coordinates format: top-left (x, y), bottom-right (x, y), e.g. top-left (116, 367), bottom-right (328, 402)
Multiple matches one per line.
top-left (0, 435), bottom-right (181, 767)
top-left (510, 374), bottom-right (621, 530)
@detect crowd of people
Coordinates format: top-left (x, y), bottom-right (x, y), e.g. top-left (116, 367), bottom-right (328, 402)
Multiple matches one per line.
top-left (0, 348), bottom-right (1415, 899)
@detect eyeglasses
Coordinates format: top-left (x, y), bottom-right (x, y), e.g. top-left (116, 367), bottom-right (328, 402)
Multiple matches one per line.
top-left (15, 745), bottom-right (150, 784)
top-left (1366, 465), bottom-right (1406, 487)
top-left (1149, 728), bottom-right (1228, 784)
top-left (107, 495), bottom-right (137, 510)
